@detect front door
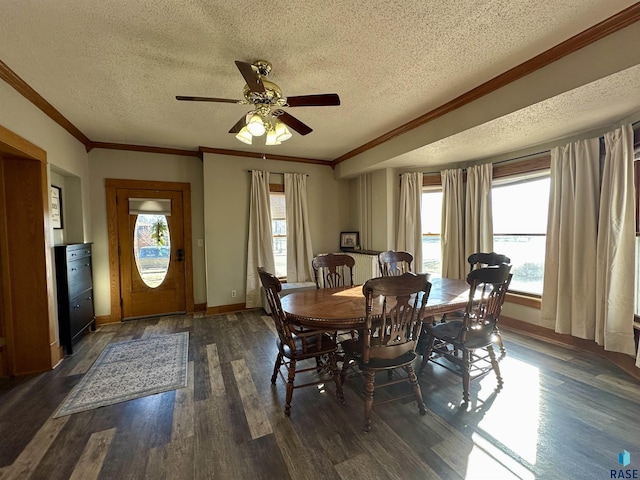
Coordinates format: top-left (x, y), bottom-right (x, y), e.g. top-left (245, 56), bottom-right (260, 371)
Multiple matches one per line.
top-left (117, 188), bottom-right (186, 319)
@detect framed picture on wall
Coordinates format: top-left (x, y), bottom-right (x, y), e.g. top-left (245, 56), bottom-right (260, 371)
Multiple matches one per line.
top-left (340, 231), bottom-right (359, 250)
top-left (51, 185), bottom-right (63, 229)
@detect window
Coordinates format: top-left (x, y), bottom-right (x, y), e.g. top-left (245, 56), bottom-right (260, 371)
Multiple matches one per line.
top-left (634, 148), bottom-right (639, 318)
top-left (270, 192), bottom-right (287, 278)
top-left (492, 174), bottom-right (550, 295)
top-left (421, 189), bottom-right (443, 276)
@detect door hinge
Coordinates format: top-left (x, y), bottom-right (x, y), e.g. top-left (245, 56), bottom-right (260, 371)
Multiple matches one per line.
top-left (118, 245), bottom-right (121, 256)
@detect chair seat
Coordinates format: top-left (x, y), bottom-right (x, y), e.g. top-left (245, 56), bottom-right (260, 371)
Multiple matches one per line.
top-left (426, 320), bottom-right (496, 350)
top-left (278, 333), bottom-right (338, 359)
top-left (341, 338), bottom-right (417, 370)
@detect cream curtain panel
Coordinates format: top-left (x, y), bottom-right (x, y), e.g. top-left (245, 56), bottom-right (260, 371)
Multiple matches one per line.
top-left (541, 138), bottom-right (600, 337)
top-left (396, 172), bottom-right (423, 272)
top-left (285, 173), bottom-right (314, 282)
top-left (595, 125), bottom-right (636, 360)
top-left (542, 127), bottom-right (637, 362)
top-left (245, 171), bottom-right (275, 308)
top-left (441, 168), bottom-right (466, 279)
top-left (465, 163), bottom-right (494, 260)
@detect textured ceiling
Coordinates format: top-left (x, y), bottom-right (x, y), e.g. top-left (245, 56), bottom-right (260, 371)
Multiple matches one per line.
top-left (1, 0), bottom-right (639, 170)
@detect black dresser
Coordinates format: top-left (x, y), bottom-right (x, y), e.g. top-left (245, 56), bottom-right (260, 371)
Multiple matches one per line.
top-left (54, 243), bottom-right (95, 355)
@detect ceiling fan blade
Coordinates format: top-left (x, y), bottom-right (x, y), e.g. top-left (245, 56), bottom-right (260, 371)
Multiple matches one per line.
top-left (176, 96), bottom-right (240, 103)
top-left (228, 115), bottom-right (246, 134)
top-left (235, 61), bottom-right (265, 93)
top-left (286, 93), bottom-right (341, 107)
top-left (277, 111), bottom-right (313, 135)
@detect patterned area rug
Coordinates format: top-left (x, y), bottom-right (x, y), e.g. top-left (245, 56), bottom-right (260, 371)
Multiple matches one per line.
top-left (53, 332), bottom-right (189, 418)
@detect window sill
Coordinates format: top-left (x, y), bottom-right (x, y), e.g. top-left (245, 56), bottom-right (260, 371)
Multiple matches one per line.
top-left (505, 292), bottom-right (541, 309)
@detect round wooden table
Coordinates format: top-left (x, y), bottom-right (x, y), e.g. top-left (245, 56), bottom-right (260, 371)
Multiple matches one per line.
top-left (280, 277), bottom-right (471, 330)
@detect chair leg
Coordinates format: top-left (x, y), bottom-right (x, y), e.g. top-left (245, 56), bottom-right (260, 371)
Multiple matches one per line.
top-left (363, 369), bottom-right (375, 433)
top-left (462, 350), bottom-right (471, 404)
top-left (328, 352), bottom-right (345, 405)
top-left (285, 359), bottom-right (296, 416)
top-left (407, 364), bottom-right (426, 415)
top-left (340, 353), bottom-right (351, 385)
top-left (487, 345), bottom-right (503, 389)
top-left (419, 336), bottom-right (436, 375)
top-left (494, 327), bottom-right (506, 357)
top-left (271, 352), bottom-right (282, 384)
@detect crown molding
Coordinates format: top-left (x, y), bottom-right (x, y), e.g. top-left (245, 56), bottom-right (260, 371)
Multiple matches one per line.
top-left (198, 146), bottom-right (331, 166)
top-left (0, 59), bottom-right (92, 151)
top-left (90, 142), bottom-right (201, 158)
top-left (331, 3), bottom-right (640, 168)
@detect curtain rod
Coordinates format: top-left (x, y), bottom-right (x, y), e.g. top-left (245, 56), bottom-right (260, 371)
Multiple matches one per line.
top-left (247, 170), bottom-right (308, 176)
top-left (399, 150), bottom-right (551, 176)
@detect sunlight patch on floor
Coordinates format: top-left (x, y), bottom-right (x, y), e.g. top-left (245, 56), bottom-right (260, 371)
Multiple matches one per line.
top-left (476, 356), bottom-right (541, 466)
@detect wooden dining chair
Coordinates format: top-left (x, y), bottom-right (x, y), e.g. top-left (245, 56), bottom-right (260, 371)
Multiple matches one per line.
top-left (419, 264), bottom-right (512, 404)
top-left (466, 252), bottom-right (510, 355)
top-left (340, 272), bottom-right (431, 432)
top-left (378, 250), bottom-right (413, 277)
top-left (258, 267), bottom-right (345, 416)
top-left (312, 253), bottom-right (355, 288)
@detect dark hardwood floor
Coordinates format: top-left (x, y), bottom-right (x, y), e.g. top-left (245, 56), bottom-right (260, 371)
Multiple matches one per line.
top-left (0, 310), bottom-right (639, 480)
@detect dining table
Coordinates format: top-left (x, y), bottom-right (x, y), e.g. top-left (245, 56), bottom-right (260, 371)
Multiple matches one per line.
top-left (280, 276), bottom-right (471, 331)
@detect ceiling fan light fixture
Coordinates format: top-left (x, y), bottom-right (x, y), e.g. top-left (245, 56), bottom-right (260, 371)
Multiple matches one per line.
top-left (235, 126), bottom-right (253, 144)
top-left (246, 113), bottom-right (266, 136)
top-left (265, 129), bottom-right (282, 146)
top-left (275, 120), bottom-right (292, 142)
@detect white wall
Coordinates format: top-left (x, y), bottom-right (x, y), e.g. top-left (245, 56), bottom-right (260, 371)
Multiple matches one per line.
top-left (87, 149), bottom-right (206, 316)
top-left (202, 153), bottom-right (351, 307)
top-left (0, 80), bottom-right (92, 344)
top-left (0, 81), bottom-right (91, 240)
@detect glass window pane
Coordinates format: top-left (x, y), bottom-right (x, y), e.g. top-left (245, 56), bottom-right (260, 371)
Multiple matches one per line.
top-left (422, 191), bottom-right (442, 234)
top-left (270, 193), bottom-right (286, 278)
top-left (493, 175), bottom-right (550, 295)
top-left (494, 235), bottom-right (545, 295)
top-left (422, 190), bottom-right (442, 275)
top-left (493, 177), bottom-right (550, 234)
top-left (133, 214), bottom-right (171, 288)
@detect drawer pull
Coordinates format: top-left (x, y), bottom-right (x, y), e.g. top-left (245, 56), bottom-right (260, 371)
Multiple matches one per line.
top-left (85, 263), bottom-right (90, 267)
top-left (71, 267), bottom-right (78, 271)
top-left (74, 304), bottom-right (80, 309)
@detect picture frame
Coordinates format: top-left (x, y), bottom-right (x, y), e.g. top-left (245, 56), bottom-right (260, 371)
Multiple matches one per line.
top-left (51, 185), bottom-right (63, 229)
top-left (340, 231), bottom-right (359, 250)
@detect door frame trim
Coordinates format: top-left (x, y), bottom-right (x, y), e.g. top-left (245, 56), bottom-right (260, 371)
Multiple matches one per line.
top-left (105, 178), bottom-right (194, 322)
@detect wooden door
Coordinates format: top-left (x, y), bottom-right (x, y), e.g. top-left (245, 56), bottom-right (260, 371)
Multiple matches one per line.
top-left (117, 188), bottom-right (186, 319)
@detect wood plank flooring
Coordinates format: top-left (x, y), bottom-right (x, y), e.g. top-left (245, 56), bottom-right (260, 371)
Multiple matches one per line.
top-left (0, 310), bottom-right (639, 479)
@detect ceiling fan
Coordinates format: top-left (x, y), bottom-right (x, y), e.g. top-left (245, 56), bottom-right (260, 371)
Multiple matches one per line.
top-left (176, 60), bottom-right (340, 145)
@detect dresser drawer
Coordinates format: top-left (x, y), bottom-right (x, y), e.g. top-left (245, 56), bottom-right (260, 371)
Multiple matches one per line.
top-left (67, 258), bottom-right (93, 298)
top-left (66, 244), bottom-right (92, 262)
top-left (68, 290), bottom-right (94, 341)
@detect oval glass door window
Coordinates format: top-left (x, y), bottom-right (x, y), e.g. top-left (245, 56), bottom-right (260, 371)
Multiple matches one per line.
top-left (133, 214), bottom-right (171, 288)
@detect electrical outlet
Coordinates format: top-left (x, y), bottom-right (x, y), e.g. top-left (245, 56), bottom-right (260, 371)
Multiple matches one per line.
top-left (231, 290), bottom-right (237, 298)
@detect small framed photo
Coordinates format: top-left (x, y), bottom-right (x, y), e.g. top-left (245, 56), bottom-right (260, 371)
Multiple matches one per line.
top-left (51, 185), bottom-right (63, 229)
top-left (340, 231), bottom-right (359, 250)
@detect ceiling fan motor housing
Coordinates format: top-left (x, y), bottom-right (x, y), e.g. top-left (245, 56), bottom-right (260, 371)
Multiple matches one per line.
top-left (243, 80), bottom-right (286, 106)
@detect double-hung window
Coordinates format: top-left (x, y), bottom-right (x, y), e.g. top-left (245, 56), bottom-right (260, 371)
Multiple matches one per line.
top-left (270, 191), bottom-right (287, 279)
top-left (421, 188), bottom-right (443, 276)
top-left (492, 173), bottom-right (550, 295)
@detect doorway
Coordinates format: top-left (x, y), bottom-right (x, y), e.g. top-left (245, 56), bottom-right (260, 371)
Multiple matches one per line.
top-left (0, 125), bottom-right (60, 376)
top-left (106, 179), bottom-right (194, 322)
